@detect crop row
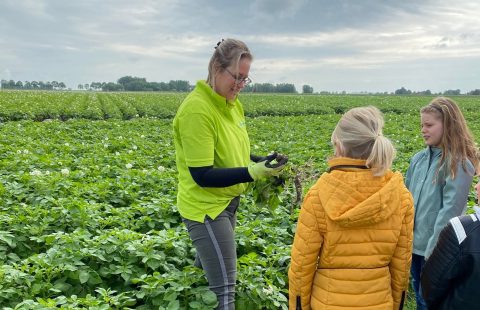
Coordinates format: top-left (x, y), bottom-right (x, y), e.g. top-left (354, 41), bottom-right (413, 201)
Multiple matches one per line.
top-left (0, 92), bottom-right (182, 121)
top-left (1, 91), bottom-right (480, 122)
top-left (1, 94), bottom-right (480, 308)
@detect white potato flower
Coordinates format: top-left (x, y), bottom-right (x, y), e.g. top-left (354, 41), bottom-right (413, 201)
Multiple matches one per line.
top-left (30, 169), bottom-right (42, 176)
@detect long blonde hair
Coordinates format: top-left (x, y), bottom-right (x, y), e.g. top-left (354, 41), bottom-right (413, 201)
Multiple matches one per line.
top-left (421, 97), bottom-right (480, 178)
top-left (331, 106), bottom-right (395, 176)
top-left (206, 38), bottom-right (252, 87)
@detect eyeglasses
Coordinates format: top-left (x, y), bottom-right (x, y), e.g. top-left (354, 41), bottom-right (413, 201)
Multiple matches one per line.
top-left (224, 68), bottom-right (252, 86)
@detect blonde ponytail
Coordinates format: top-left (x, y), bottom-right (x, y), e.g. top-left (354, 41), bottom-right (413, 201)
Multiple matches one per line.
top-left (332, 106), bottom-right (395, 176)
top-left (367, 134), bottom-right (396, 176)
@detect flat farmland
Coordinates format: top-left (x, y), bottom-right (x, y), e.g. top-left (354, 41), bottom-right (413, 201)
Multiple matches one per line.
top-left (1, 91), bottom-right (479, 309)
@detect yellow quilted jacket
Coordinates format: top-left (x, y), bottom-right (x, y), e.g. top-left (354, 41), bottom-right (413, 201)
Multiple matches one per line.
top-left (289, 158), bottom-right (414, 310)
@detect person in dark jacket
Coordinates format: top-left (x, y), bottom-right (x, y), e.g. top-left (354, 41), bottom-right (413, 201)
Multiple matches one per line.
top-left (421, 180), bottom-right (480, 310)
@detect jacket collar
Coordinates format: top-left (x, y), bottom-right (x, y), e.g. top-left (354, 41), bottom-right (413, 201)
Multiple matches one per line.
top-left (328, 157), bottom-right (369, 171)
top-left (427, 146), bottom-right (442, 158)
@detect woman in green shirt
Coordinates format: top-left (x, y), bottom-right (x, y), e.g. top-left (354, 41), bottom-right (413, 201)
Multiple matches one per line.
top-left (173, 38), bottom-right (287, 309)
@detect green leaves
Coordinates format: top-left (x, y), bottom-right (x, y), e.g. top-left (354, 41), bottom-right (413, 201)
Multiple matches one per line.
top-left (0, 231), bottom-right (16, 248)
top-left (251, 176), bottom-right (283, 211)
top-left (78, 270), bottom-right (90, 284)
top-left (1, 92), bottom-right (479, 309)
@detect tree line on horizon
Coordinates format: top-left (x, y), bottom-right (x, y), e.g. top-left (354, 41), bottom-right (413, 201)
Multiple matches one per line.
top-left (393, 86), bottom-right (480, 96)
top-left (2, 77), bottom-right (479, 95)
top-left (1, 80), bottom-right (67, 90)
top-left (85, 76), bottom-right (305, 94)
top-left (1, 76), bottom-right (306, 94)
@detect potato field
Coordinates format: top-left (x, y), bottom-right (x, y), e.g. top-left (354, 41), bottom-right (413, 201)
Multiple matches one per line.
top-left (1, 91), bottom-right (479, 309)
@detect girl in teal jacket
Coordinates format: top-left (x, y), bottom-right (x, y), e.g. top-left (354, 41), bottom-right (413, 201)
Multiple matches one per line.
top-left (406, 97), bottom-right (480, 310)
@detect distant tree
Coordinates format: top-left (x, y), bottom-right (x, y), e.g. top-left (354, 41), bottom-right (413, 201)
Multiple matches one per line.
top-left (119, 77), bottom-right (147, 91)
top-left (127, 80), bottom-right (149, 91)
top-left (146, 81), bottom-right (170, 91)
top-left (24, 81), bottom-right (32, 89)
top-left (149, 82), bottom-right (161, 91)
top-left (414, 89), bottom-right (432, 95)
top-left (468, 89), bottom-right (480, 95)
top-left (117, 76), bottom-right (138, 87)
top-left (7, 80), bottom-right (16, 89)
top-left (443, 89), bottom-right (461, 95)
top-left (90, 82), bottom-right (101, 91)
top-left (275, 83), bottom-right (297, 93)
top-left (159, 82), bottom-right (169, 91)
top-left (102, 82), bottom-right (123, 91)
top-left (168, 80), bottom-right (191, 92)
top-left (84, 83), bottom-right (90, 90)
top-left (252, 83), bottom-right (275, 93)
top-left (242, 84), bottom-right (254, 92)
top-left (113, 76), bottom-right (192, 92)
top-left (78, 84), bottom-right (84, 90)
top-left (58, 82), bottom-right (66, 90)
top-left (395, 87), bottom-right (412, 95)
top-left (302, 84), bottom-right (314, 94)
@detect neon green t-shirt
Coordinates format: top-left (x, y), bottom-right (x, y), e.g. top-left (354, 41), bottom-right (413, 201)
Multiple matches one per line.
top-left (173, 80), bottom-right (251, 222)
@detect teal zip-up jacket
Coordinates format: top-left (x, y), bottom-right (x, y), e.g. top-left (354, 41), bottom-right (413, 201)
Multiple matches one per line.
top-left (406, 146), bottom-right (475, 258)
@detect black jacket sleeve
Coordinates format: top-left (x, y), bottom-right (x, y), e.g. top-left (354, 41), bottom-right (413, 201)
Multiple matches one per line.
top-left (421, 222), bottom-right (461, 309)
top-left (189, 166), bottom-right (253, 187)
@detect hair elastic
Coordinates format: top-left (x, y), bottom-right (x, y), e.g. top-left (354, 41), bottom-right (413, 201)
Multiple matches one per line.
top-left (214, 39), bottom-right (225, 49)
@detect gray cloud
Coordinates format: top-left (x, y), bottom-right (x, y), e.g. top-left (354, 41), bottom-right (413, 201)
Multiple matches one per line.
top-left (1, 0), bottom-right (479, 92)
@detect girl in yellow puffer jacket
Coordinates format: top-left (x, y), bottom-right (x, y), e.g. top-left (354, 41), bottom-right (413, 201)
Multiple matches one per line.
top-left (289, 106), bottom-right (414, 310)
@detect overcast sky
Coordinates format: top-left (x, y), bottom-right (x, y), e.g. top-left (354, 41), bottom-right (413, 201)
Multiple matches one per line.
top-left (1, 0), bottom-right (479, 93)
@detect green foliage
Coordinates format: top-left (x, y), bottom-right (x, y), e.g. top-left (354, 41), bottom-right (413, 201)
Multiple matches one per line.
top-left (250, 176), bottom-right (285, 211)
top-left (0, 93), bottom-right (479, 308)
top-left (250, 164), bottom-right (298, 212)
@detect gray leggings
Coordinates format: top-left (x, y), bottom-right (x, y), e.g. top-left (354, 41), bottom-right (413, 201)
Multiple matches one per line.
top-left (182, 197), bottom-right (240, 310)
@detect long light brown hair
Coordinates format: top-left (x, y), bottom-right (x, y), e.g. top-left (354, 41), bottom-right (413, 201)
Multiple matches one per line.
top-left (421, 97), bottom-right (480, 178)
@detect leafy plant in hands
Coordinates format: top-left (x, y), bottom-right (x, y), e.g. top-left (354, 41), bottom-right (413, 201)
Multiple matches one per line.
top-left (250, 152), bottom-right (290, 211)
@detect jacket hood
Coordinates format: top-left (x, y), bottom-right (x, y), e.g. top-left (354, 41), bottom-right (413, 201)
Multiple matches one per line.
top-left (317, 157), bottom-right (404, 227)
